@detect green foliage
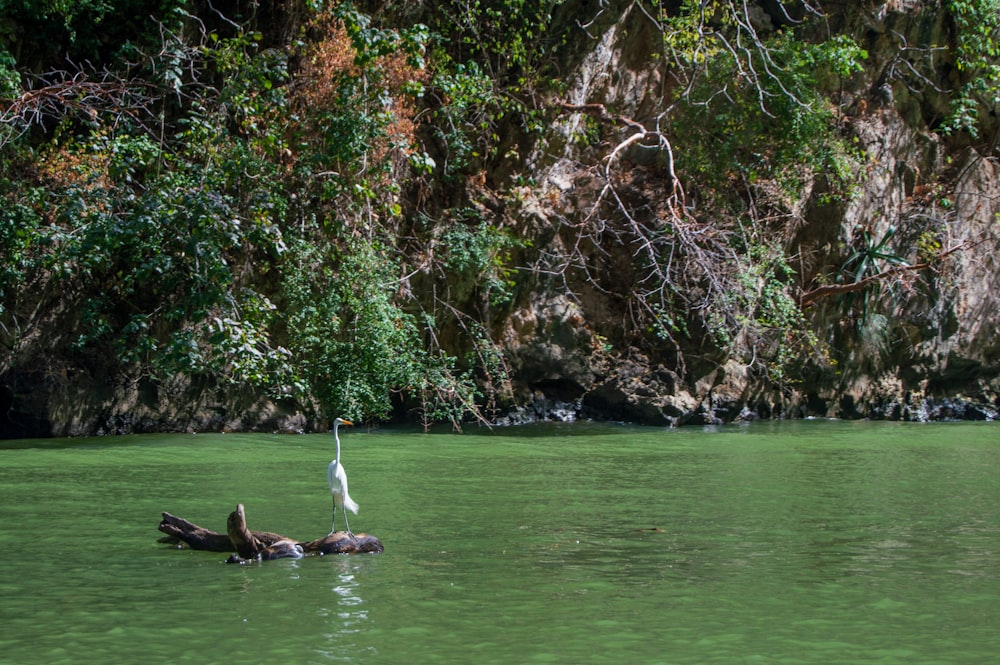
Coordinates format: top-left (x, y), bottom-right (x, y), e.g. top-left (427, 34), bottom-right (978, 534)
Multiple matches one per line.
top-left (429, 61), bottom-right (503, 178)
top-left (837, 226), bottom-right (907, 319)
top-left (0, 48), bottom-right (20, 100)
top-left (434, 0), bottom-right (562, 83)
top-left (0, 7), bottom-right (298, 391)
top-left (0, 0), bottom-right (517, 427)
top-left (31, 127), bottom-right (289, 387)
top-left (335, 3), bottom-right (429, 69)
top-left (287, 7), bottom-right (428, 214)
top-left (437, 212), bottom-right (522, 306)
top-left (668, 16), bottom-right (867, 197)
top-left (0, 0), bottom-right (189, 66)
top-left (207, 32), bottom-right (290, 149)
top-left (0, 155), bottom-right (40, 263)
top-left (424, 0), bottom-right (563, 180)
top-left (0, 159), bottom-right (44, 337)
top-left (281, 238), bottom-right (485, 425)
top-left (712, 241), bottom-right (818, 383)
top-left (916, 229), bottom-right (943, 263)
top-left (840, 226), bottom-right (907, 284)
top-left (275, 5), bottom-right (509, 424)
top-left (283, 239), bottom-right (415, 419)
top-left (942, 0), bottom-right (1000, 137)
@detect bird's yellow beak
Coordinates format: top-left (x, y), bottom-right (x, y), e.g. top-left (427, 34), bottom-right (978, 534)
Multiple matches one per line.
top-left (343, 419), bottom-right (354, 426)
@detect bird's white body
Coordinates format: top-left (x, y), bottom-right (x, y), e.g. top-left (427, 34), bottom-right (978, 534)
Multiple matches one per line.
top-left (328, 459), bottom-right (359, 514)
top-left (328, 417), bottom-right (358, 534)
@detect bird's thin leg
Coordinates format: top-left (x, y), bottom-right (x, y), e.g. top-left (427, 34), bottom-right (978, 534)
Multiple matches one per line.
top-left (342, 505), bottom-right (353, 537)
top-left (331, 495), bottom-right (338, 534)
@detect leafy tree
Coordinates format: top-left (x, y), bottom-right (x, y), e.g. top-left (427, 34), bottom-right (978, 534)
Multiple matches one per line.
top-left (942, 0), bottom-right (1000, 137)
top-left (0, 0), bottom-right (518, 428)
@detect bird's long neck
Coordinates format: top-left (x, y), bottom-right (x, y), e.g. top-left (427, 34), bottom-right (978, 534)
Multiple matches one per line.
top-left (333, 423), bottom-right (342, 465)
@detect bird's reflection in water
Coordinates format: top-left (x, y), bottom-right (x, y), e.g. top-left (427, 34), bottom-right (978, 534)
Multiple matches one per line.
top-left (315, 562), bottom-right (375, 662)
top-left (332, 572), bottom-right (364, 617)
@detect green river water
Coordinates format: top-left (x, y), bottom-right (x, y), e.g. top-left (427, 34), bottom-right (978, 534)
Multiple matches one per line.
top-left (0, 420), bottom-right (997, 664)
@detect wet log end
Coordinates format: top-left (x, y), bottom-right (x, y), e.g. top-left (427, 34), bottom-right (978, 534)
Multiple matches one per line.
top-left (302, 531), bottom-right (384, 555)
top-left (227, 503), bottom-right (264, 559)
top-left (159, 512), bottom-right (232, 551)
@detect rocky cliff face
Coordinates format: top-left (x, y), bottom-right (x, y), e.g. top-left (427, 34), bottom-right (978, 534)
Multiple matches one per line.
top-left (495, 0), bottom-right (1000, 425)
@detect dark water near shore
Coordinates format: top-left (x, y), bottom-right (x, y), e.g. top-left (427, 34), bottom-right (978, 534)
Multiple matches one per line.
top-left (1, 420), bottom-right (997, 664)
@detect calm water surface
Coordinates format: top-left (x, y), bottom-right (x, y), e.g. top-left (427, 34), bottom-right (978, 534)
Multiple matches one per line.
top-left (1, 420), bottom-right (997, 664)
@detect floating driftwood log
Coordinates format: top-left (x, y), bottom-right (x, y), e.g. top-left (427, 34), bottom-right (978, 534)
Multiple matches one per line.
top-left (158, 504), bottom-right (383, 563)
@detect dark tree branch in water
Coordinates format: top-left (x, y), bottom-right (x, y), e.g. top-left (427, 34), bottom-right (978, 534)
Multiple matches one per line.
top-left (158, 505), bottom-right (384, 562)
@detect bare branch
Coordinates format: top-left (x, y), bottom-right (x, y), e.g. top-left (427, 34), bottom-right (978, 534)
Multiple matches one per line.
top-left (799, 244), bottom-right (966, 307)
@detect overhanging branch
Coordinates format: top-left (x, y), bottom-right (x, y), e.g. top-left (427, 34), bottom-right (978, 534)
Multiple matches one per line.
top-left (799, 244), bottom-right (966, 307)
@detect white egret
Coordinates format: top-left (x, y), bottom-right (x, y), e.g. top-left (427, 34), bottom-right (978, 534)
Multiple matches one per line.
top-left (327, 417), bottom-right (358, 535)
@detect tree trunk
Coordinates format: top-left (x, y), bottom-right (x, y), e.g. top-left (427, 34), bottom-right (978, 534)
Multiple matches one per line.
top-left (158, 504), bottom-right (384, 562)
top-left (227, 503), bottom-right (267, 559)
